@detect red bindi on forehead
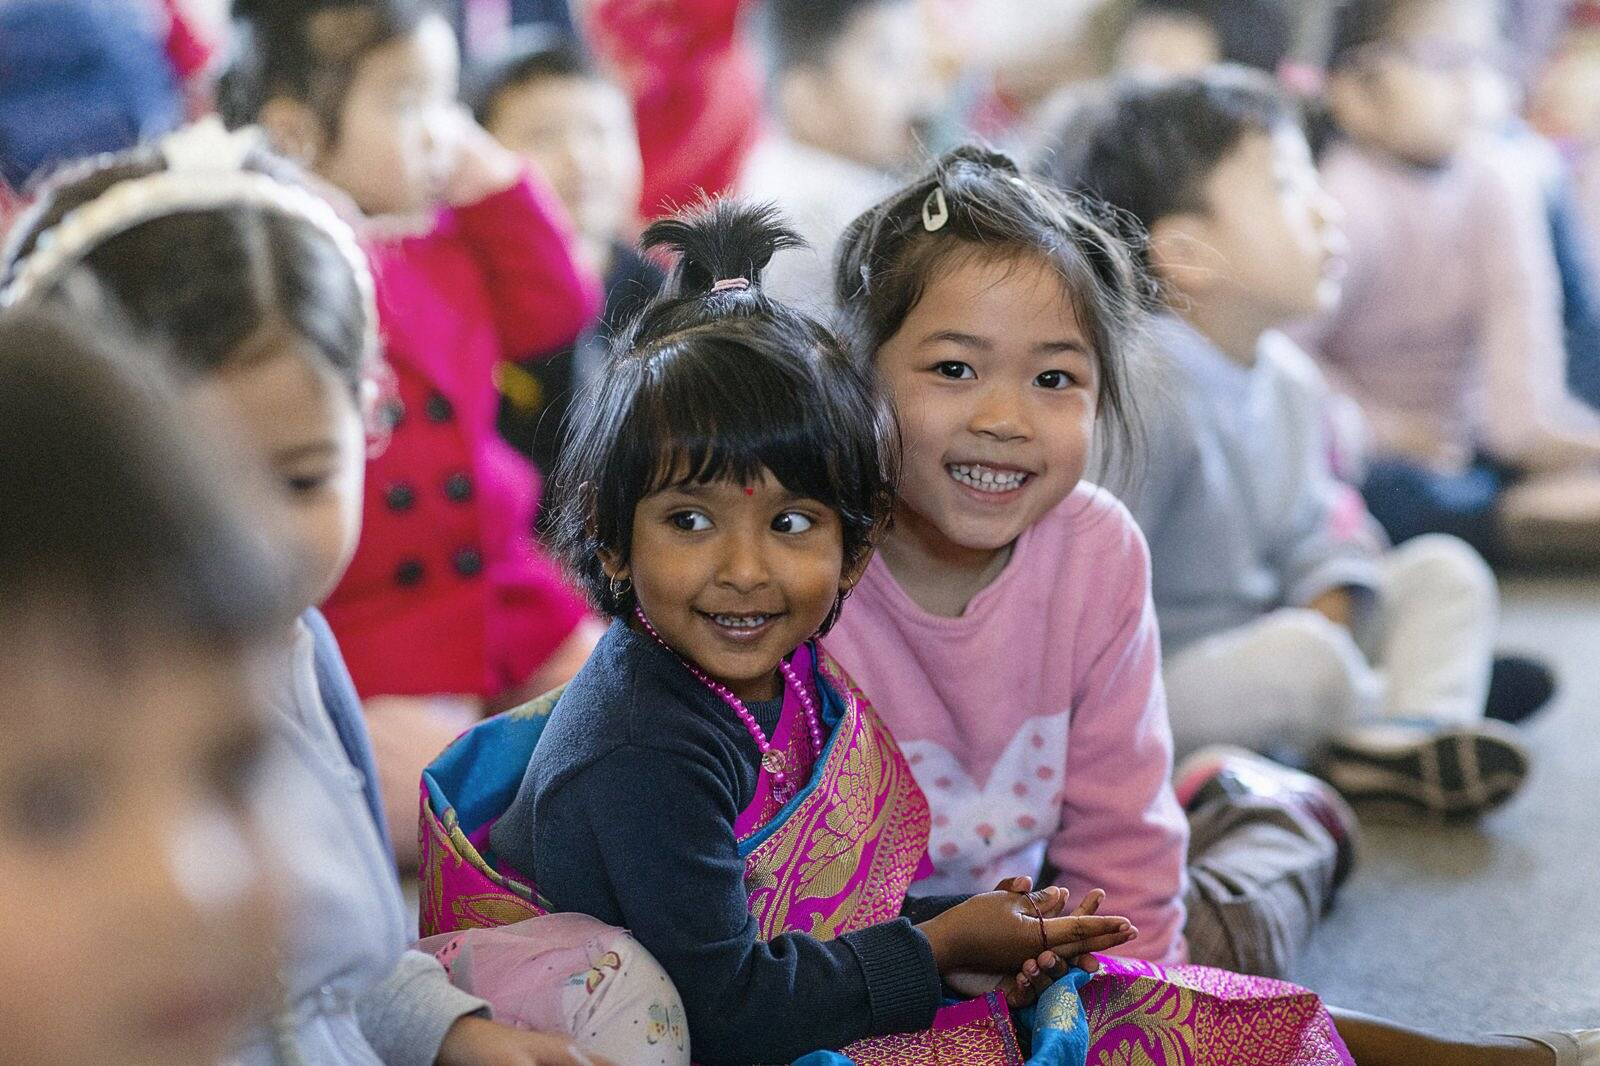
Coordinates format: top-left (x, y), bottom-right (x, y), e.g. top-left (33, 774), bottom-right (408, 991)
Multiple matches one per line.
top-left (745, 486), bottom-right (755, 495)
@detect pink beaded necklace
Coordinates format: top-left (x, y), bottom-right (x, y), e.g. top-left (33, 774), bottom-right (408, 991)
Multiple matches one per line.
top-left (633, 605), bottom-right (825, 788)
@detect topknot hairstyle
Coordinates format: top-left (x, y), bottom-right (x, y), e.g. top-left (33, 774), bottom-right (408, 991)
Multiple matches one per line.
top-left (550, 199), bottom-right (898, 633)
top-left (834, 143), bottom-right (1149, 461)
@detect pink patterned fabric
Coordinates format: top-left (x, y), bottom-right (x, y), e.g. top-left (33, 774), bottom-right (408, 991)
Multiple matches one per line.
top-left (1080, 955), bottom-right (1354, 1065)
top-left (732, 643), bottom-right (818, 839)
top-left (418, 656), bottom-right (1353, 1065)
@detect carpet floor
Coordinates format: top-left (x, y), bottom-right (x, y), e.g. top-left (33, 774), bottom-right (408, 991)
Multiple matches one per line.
top-left (1291, 572), bottom-right (1600, 1032)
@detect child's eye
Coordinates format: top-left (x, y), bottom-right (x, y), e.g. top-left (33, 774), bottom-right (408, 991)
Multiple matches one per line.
top-left (772, 511), bottom-right (815, 534)
top-left (286, 474), bottom-right (329, 495)
top-left (1035, 370), bottom-right (1078, 390)
top-left (670, 510), bottom-right (713, 532)
top-left (933, 361), bottom-right (976, 380)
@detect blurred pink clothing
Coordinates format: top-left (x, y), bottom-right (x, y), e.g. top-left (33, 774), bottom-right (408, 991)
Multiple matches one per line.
top-left (828, 484), bottom-right (1190, 965)
top-left (1293, 139), bottom-right (1600, 472)
top-left (324, 173), bottom-right (602, 700)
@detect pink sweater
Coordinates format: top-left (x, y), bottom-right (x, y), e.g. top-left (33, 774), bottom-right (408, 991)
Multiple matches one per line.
top-left (1293, 140), bottom-right (1600, 472)
top-left (827, 485), bottom-right (1189, 964)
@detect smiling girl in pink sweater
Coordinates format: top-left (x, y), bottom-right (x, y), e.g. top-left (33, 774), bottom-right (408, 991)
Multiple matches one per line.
top-left (827, 146), bottom-right (1353, 979)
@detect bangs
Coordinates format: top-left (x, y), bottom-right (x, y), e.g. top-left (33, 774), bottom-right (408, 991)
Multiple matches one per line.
top-left (637, 337), bottom-right (856, 510)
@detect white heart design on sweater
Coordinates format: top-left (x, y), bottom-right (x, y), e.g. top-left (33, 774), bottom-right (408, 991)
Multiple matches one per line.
top-left (900, 710), bottom-right (1071, 895)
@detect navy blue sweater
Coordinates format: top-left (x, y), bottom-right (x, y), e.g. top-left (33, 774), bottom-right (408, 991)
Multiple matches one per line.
top-left (490, 621), bottom-right (955, 1064)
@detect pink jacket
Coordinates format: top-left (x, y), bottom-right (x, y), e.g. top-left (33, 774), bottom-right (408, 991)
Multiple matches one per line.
top-left (323, 172), bottom-right (602, 699)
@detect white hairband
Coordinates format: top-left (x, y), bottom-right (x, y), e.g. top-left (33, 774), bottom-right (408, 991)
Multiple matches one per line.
top-left (1, 118), bottom-right (379, 352)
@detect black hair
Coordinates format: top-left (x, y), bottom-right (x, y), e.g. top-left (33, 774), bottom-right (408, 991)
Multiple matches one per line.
top-left (1326, 0), bottom-right (1505, 70)
top-left (1128, 0), bottom-right (1297, 73)
top-left (834, 143), bottom-right (1147, 461)
top-left (2, 144), bottom-right (371, 396)
top-left (220, 0), bottom-right (444, 135)
top-left (1327, 0), bottom-right (1406, 69)
top-left (551, 199), bottom-right (898, 634)
top-left (757, 0), bottom-right (908, 76)
top-left (1040, 67), bottom-right (1299, 278)
top-left (471, 31), bottom-right (599, 127)
top-left (0, 308), bottom-right (294, 659)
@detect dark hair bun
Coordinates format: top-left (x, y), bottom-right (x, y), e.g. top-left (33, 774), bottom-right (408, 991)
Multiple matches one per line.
top-left (641, 199), bottom-right (804, 300)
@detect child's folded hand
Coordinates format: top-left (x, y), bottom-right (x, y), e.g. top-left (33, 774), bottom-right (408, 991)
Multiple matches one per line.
top-left (917, 878), bottom-right (1135, 993)
top-left (941, 879), bottom-right (1121, 1006)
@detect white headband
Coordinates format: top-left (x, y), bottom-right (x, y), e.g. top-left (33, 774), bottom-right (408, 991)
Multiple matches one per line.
top-left (1, 118), bottom-right (379, 351)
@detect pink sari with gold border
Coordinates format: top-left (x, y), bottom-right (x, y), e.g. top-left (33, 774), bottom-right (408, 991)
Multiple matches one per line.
top-left (418, 643), bottom-right (1352, 1066)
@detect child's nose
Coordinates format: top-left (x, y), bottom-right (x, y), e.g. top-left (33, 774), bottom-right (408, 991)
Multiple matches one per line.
top-left (970, 382), bottom-right (1031, 442)
top-left (718, 533), bottom-right (771, 591)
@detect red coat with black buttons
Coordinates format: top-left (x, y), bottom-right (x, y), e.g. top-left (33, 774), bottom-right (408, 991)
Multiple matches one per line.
top-left (322, 172), bottom-right (603, 700)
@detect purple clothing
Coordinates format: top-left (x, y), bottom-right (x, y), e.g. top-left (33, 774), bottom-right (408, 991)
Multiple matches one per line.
top-left (1293, 140), bottom-right (1600, 473)
top-left (828, 485), bottom-right (1190, 965)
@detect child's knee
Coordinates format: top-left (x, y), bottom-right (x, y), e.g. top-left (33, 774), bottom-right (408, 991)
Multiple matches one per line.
top-left (578, 929), bottom-right (690, 1065)
top-left (1266, 610), bottom-right (1363, 690)
top-left (1390, 533), bottom-right (1497, 614)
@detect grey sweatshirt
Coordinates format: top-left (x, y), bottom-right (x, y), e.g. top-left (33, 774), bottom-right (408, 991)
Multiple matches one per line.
top-left (1117, 315), bottom-right (1383, 657)
top-left (234, 621), bottom-right (485, 1066)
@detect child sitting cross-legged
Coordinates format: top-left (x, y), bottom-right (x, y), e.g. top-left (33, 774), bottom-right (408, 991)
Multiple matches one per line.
top-left (1298, 0), bottom-right (1600, 565)
top-left (1048, 67), bottom-right (1545, 818)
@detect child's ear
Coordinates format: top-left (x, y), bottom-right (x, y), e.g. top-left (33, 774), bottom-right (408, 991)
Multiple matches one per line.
top-left (1147, 213), bottom-right (1221, 298)
top-left (597, 548), bottom-right (629, 583)
top-left (840, 544), bottom-right (876, 593)
top-left (259, 96), bottom-right (327, 167)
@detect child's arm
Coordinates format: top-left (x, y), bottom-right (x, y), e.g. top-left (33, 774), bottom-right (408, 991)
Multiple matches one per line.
top-left (446, 117), bottom-right (603, 361)
top-left (354, 950), bottom-right (491, 1066)
top-left (1268, 342), bottom-right (1383, 618)
top-left (1045, 521), bottom-right (1189, 966)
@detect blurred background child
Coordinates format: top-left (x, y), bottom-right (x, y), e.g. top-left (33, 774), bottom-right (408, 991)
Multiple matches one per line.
top-left (1535, 0), bottom-right (1600, 260)
top-left (221, 0), bottom-right (607, 861)
top-left (0, 0), bottom-right (185, 227)
top-left (1112, 0), bottom-right (1298, 78)
top-left (737, 0), bottom-right (946, 311)
top-left (0, 308), bottom-right (286, 1066)
top-left (1295, 0), bottom-right (1600, 566)
top-left (1053, 68), bottom-right (1544, 820)
top-left (475, 31), bottom-right (664, 488)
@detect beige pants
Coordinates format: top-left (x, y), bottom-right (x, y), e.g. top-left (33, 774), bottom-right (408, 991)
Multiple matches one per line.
top-left (1163, 535), bottom-right (1498, 760)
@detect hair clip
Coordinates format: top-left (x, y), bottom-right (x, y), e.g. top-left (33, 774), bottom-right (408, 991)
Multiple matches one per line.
top-left (921, 186), bottom-right (949, 232)
top-left (710, 277), bottom-right (750, 293)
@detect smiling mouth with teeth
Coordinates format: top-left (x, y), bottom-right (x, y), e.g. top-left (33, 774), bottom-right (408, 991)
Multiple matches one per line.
top-left (947, 462), bottom-right (1030, 494)
top-left (705, 612), bottom-right (777, 629)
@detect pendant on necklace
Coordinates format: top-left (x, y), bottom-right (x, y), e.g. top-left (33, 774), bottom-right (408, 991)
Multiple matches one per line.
top-left (761, 749), bottom-right (787, 775)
